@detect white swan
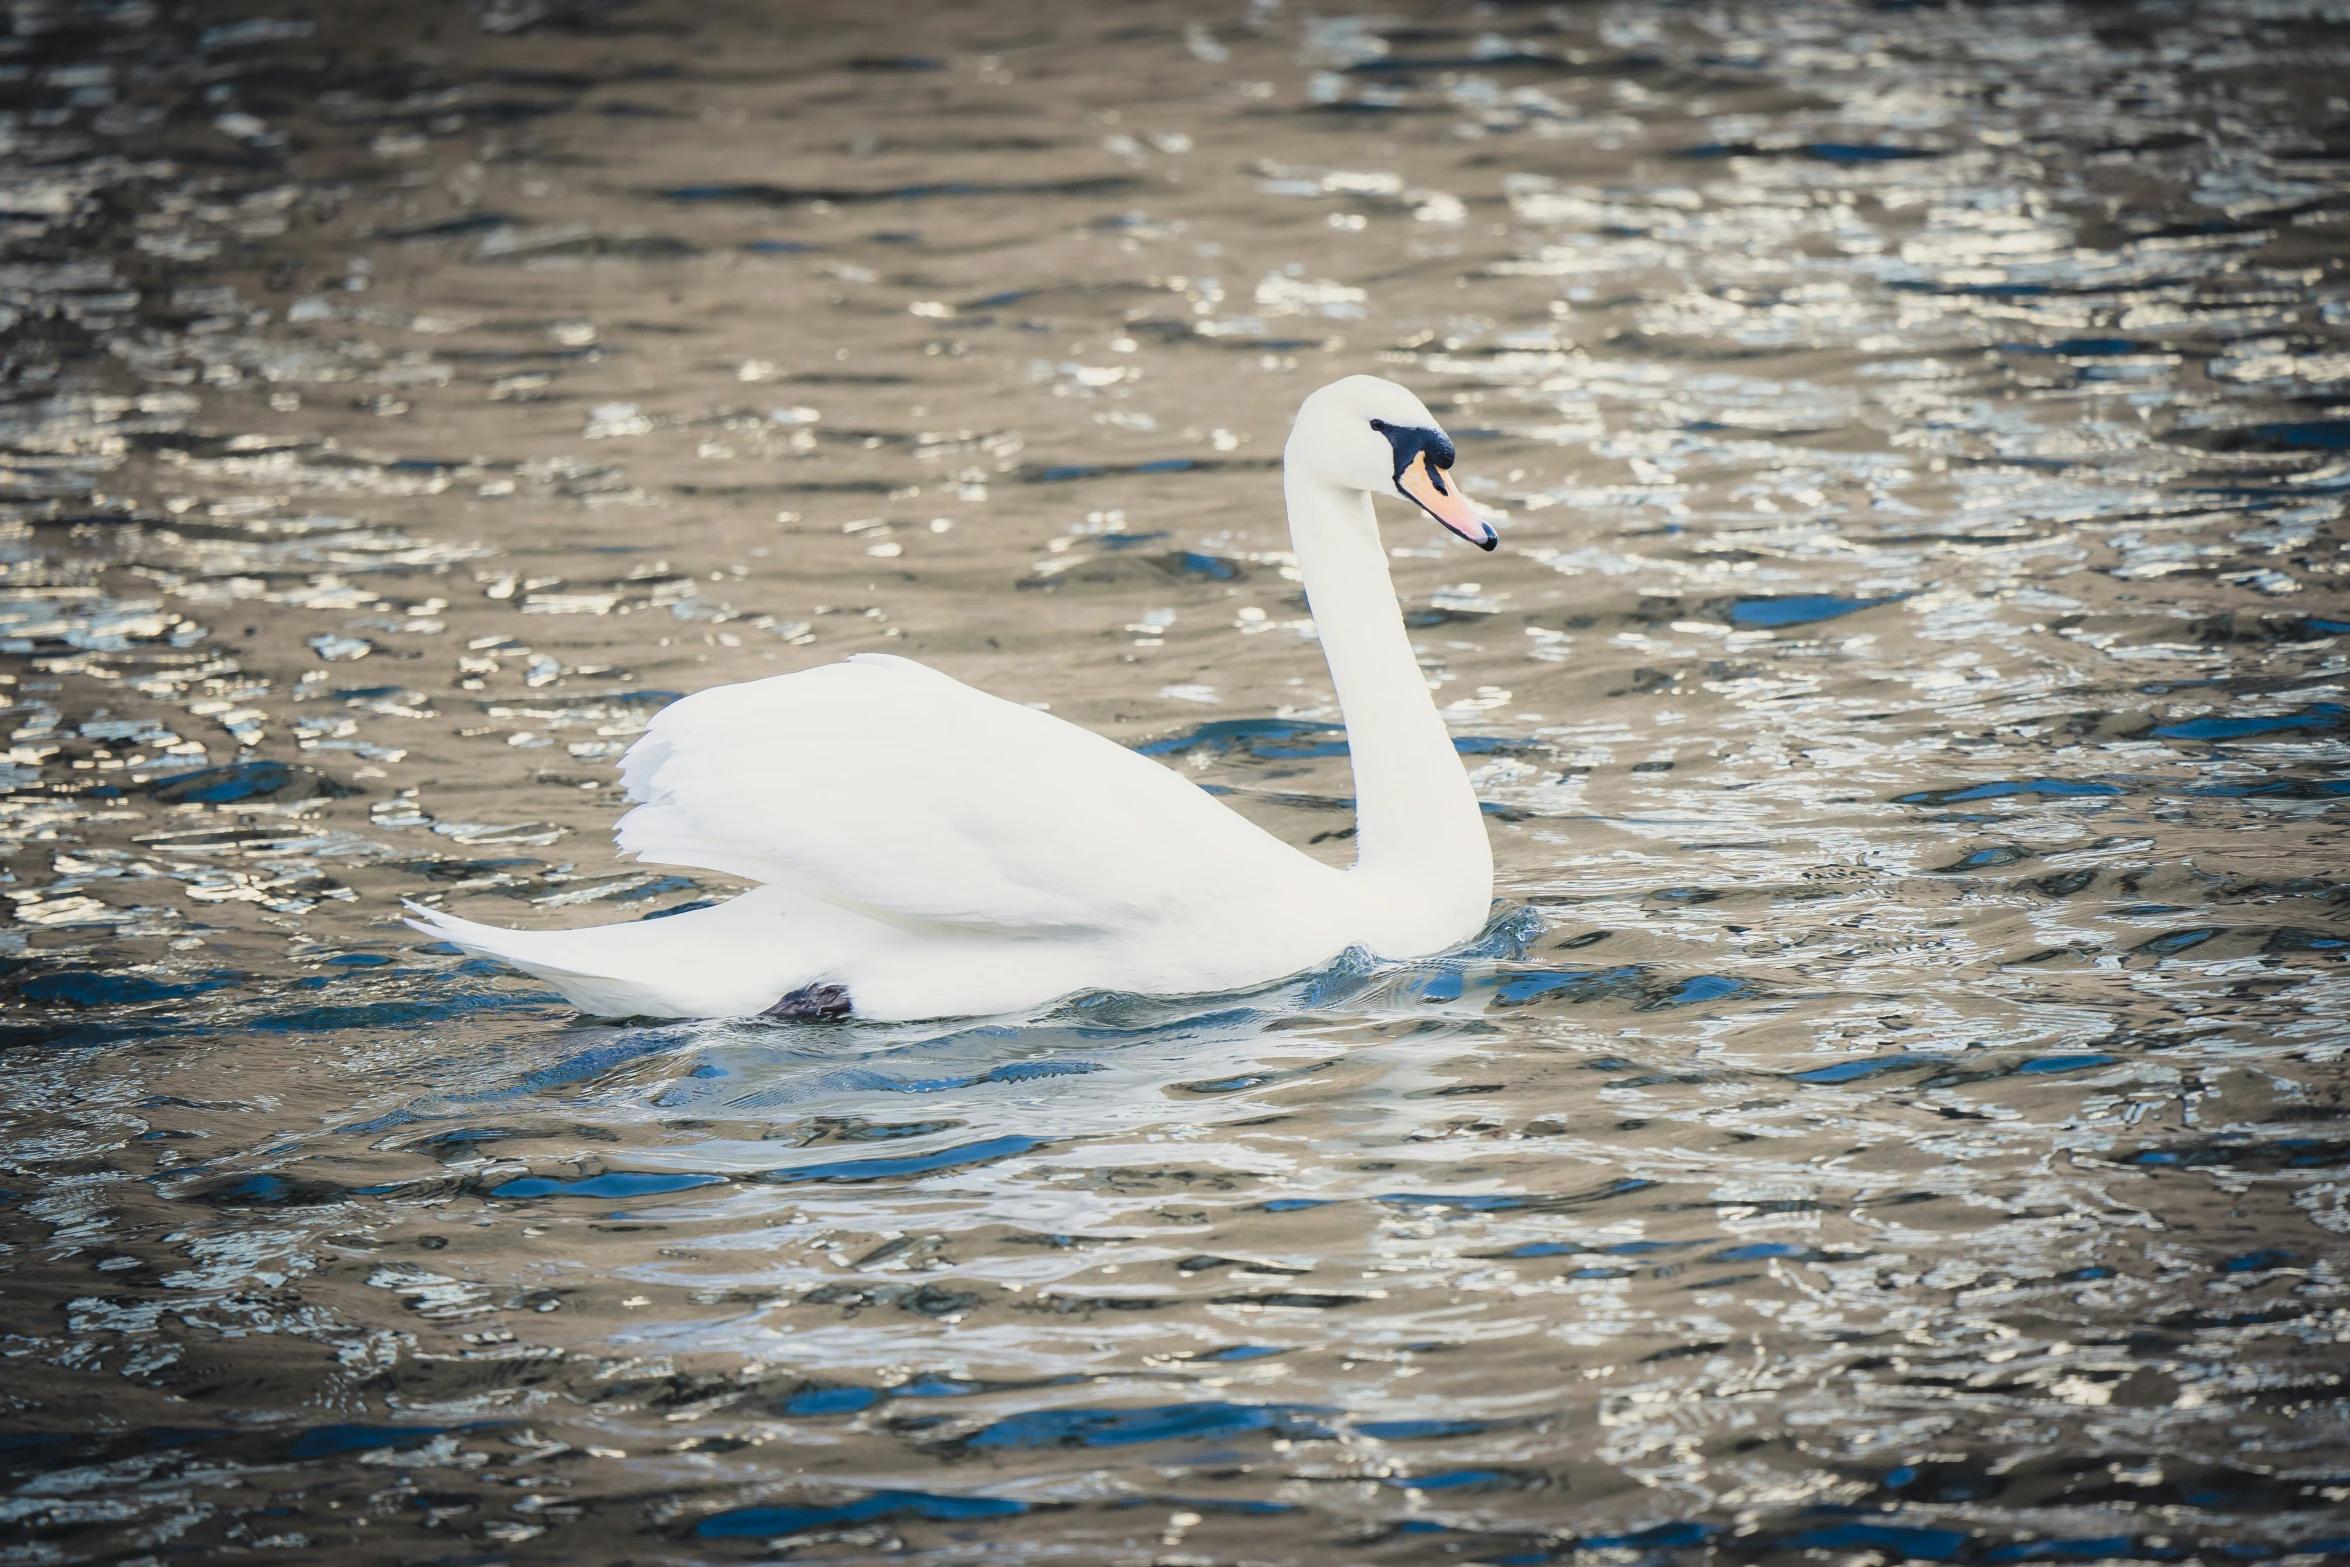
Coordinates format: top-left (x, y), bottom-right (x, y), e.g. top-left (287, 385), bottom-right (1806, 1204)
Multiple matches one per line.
top-left (407, 376), bottom-right (1497, 1021)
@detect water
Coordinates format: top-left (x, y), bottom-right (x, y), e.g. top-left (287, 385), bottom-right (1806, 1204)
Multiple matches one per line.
top-left (2, 0), bottom-right (2347, 1560)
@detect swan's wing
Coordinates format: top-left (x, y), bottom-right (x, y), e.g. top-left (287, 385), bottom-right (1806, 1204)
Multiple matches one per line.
top-left (613, 654), bottom-right (1315, 934)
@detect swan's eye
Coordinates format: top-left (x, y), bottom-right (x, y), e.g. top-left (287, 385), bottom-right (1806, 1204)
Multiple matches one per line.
top-left (1368, 418), bottom-right (1387, 432)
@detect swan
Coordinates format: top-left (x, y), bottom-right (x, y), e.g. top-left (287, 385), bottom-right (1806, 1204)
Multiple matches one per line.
top-left (406, 375), bottom-right (1498, 1021)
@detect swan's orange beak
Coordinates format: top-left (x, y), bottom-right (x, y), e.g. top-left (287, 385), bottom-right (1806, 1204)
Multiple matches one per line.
top-left (1399, 451), bottom-right (1495, 551)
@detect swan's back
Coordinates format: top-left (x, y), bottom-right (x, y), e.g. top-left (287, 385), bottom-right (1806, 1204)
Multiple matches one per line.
top-left (615, 654), bottom-right (1332, 936)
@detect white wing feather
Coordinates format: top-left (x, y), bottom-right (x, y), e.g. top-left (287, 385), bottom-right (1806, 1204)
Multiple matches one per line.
top-left (614, 654), bottom-right (1316, 935)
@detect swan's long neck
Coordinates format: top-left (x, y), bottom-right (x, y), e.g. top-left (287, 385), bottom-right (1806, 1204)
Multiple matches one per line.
top-left (1284, 466), bottom-right (1493, 947)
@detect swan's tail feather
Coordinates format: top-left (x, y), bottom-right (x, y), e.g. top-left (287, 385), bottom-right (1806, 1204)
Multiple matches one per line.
top-left (402, 901), bottom-right (697, 1017)
top-left (401, 891), bottom-right (830, 1019)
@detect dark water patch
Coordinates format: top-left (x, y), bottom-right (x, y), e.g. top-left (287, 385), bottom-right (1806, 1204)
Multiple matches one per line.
top-left (1208, 1289), bottom-right (1369, 1309)
top-left (395, 857), bottom-right (545, 883)
top-left (1487, 965), bottom-right (1754, 1011)
top-left (778, 1116), bottom-right (967, 1146)
top-left (379, 212), bottom-right (515, 241)
top-left (1915, 1053), bottom-right (2121, 1087)
top-left (184, 1172), bottom-right (355, 1207)
top-left (2179, 611), bottom-right (2350, 647)
top-left (893, 1371), bottom-right (1082, 1398)
top-left (1649, 973), bottom-right (1750, 1007)
top-left (1377, 1177), bottom-right (1658, 1219)
top-left (408, 1126), bottom-right (537, 1157)
top-left (783, 1384), bottom-right (879, 1415)
top-left (2132, 927), bottom-right (2218, 956)
top-left (0, 1425), bottom-right (226, 1479)
top-left (2266, 927), bottom-right (2350, 955)
top-left (2153, 703), bottom-right (2345, 741)
top-left (1682, 141), bottom-right (1942, 163)
top-left (1343, 50), bottom-right (1560, 75)
top-left (695, 1488), bottom-right (1026, 1539)
top-left (17, 970), bottom-right (238, 1006)
top-left (1028, 1290), bottom-right (1165, 1314)
top-left (2125, 1137), bottom-right (2350, 1172)
top-left (1381, 1466), bottom-right (1537, 1491)
top-left (2195, 419), bottom-right (2350, 454)
top-left (487, 1170), bottom-right (724, 1199)
top-left (1895, 777), bottom-right (2124, 806)
top-left (0, 1019), bottom-right (194, 1053)
top-left (1790, 1053), bottom-right (1945, 1085)
top-left (475, 231), bottom-right (702, 263)
top-left (1399, 605), bottom-right (1500, 635)
top-left (1141, 1493), bottom-right (1298, 1515)
top-left (1138, 717), bottom-right (1347, 759)
top-left (1900, 278), bottom-right (2055, 298)
top-left (144, 760), bottom-right (354, 804)
top-left (1584, 1522), bottom-right (1723, 1549)
top-left (1485, 1239), bottom-right (1693, 1260)
top-left (1019, 455), bottom-right (1273, 484)
top-left (1356, 1416), bottom-right (1492, 1440)
top-left (1934, 845), bottom-right (2030, 872)
top-left (2267, 1104), bottom-right (2350, 1123)
top-left (409, 1029), bottom-right (691, 1109)
top-left (247, 989), bottom-right (558, 1032)
top-left (804, 1282), bottom-right (979, 1317)
top-left (1554, 1177), bottom-right (1661, 1210)
top-left (955, 1401), bottom-right (1335, 1450)
top-left (2184, 776), bottom-right (2350, 799)
top-left (757, 1133), bottom-right (1047, 1184)
top-left (1178, 1253), bottom-right (1282, 1274)
top-left (697, 1059), bottom-right (1100, 1103)
top-left (1159, 550), bottom-right (1244, 580)
top-left (2004, 337), bottom-right (2147, 356)
top-left (1703, 1242), bottom-right (1867, 1264)
top-left (1984, 1538), bottom-right (2161, 1562)
top-left (659, 176), bottom-right (1140, 205)
top-left (2221, 1248), bottom-right (2296, 1272)
top-left (1729, 593), bottom-right (1904, 628)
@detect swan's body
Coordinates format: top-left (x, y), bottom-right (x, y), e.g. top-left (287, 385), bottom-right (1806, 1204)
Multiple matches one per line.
top-left (408, 377), bottom-right (1497, 1021)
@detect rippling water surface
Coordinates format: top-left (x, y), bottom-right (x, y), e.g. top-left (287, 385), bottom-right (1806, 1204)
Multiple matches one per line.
top-left (4, 1), bottom-right (2350, 1560)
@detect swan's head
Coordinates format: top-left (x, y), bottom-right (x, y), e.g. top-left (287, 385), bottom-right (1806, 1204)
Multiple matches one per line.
top-left (1287, 374), bottom-right (1495, 551)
